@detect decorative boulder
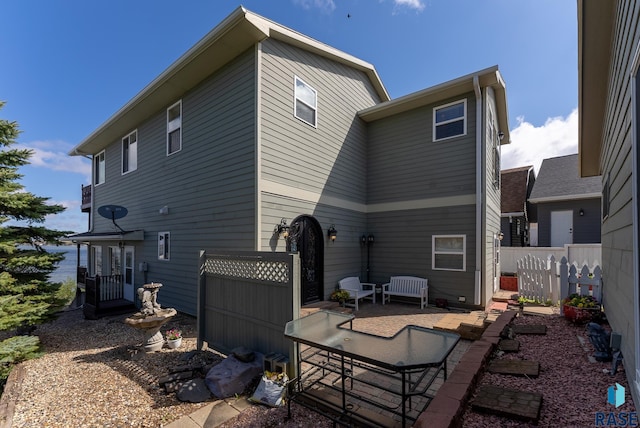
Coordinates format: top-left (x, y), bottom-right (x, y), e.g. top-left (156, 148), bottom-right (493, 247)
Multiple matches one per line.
top-left (177, 378), bottom-right (212, 403)
top-left (205, 353), bottom-right (263, 398)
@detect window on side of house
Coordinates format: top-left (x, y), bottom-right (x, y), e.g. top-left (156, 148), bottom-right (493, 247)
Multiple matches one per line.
top-left (167, 101), bottom-right (182, 155)
top-left (294, 76), bottom-right (317, 127)
top-left (602, 173), bottom-right (610, 220)
top-left (94, 151), bottom-right (105, 185)
top-left (109, 246), bottom-right (121, 275)
top-left (432, 235), bottom-right (466, 271)
top-left (488, 107), bottom-right (500, 189)
top-left (433, 99), bottom-right (466, 141)
top-left (92, 246), bottom-right (102, 276)
top-left (158, 232), bottom-right (170, 260)
top-left (122, 130), bottom-right (138, 174)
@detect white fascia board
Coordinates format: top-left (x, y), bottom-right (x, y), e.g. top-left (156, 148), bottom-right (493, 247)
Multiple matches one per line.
top-left (528, 193), bottom-right (601, 204)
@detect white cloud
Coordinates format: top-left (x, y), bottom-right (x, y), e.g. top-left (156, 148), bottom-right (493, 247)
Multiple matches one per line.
top-left (17, 140), bottom-right (91, 180)
top-left (501, 108), bottom-right (578, 174)
top-left (394, 0), bottom-right (425, 12)
top-left (292, 0), bottom-right (336, 13)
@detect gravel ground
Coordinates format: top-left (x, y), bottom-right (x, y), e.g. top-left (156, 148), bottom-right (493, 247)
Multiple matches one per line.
top-left (6, 308), bottom-right (218, 428)
top-left (461, 313), bottom-right (637, 427)
top-left (4, 305), bottom-right (637, 427)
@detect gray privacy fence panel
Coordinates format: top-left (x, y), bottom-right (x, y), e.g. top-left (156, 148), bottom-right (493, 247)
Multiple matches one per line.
top-left (197, 251), bottom-right (300, 368)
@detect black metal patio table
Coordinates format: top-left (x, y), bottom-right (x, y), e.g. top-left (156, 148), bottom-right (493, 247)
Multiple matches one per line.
top-left (284, 310), bottom-right (460, 427)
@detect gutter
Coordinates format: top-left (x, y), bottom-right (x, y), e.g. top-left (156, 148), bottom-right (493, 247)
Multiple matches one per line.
top-left (473, 76), bottom-right (482, 306)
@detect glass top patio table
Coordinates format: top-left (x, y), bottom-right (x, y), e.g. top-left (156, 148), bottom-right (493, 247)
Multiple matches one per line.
top-left (284, 310), bottom-right (460, 371)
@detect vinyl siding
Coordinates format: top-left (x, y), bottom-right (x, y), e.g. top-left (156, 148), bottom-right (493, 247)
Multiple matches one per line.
top-left (366, 93), bottom-right (477, 204)
top-left (90, 48), bottom-right (257, 314)
top-left (484, 87), bottom-right (502, 306)
top-left (599, 0), bottom-right (639, 405)
top-left (367, 206), bottom-right (476, 304)
top-left (261, 193), bottom-right (367, 300)
top-left (258, 38), bottom-right (380, 294)
top-left (535, 199), bottom-right (602, 246)
top-left (259, 38), bottom-right (380, 203)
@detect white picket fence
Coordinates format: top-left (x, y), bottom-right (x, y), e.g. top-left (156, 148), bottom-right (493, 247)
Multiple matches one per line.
top-left (516, 254), bottom-right (602, 307)
top-left (502, 244), bottom-right (601, 274)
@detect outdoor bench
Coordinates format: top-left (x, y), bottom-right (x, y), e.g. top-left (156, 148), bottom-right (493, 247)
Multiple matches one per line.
top-left (382, 276), bottom-right (428, 309)
top-left (338, 276), bottom-right (375, 310)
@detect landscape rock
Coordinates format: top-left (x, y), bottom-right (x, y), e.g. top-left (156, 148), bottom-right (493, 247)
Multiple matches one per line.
top-left (205, 353), bottom-right (264, 398)
top-left (177, 378), bottom-right (212, 403)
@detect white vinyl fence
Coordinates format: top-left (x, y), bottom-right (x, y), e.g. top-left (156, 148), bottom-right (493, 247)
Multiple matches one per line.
top-left (516, 254), bottom-right (602, 307)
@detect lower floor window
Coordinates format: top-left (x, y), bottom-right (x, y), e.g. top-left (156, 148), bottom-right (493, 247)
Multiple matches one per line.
top-left (432, 235), bottom-right (466, 271)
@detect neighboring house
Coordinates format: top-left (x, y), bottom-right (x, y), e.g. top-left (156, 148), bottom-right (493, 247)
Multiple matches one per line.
top-left (578, 0), bottom-right (640, 406)
top-left (500, 165), bottom-right (535, 247)
top-left (528, 154), bottom-right (601, 247)
top-left (68, 7), bottom-right (510, 314)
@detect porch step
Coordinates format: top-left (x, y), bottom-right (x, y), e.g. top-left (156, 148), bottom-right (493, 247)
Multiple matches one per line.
top-left (492, 289), bottom-right (518, 303)
top-left (434, 311), bottom-right (488, 340)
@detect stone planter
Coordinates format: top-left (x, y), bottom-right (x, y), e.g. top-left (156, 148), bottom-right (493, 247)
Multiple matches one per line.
top-left (166, 337), bottom-right (182, 349)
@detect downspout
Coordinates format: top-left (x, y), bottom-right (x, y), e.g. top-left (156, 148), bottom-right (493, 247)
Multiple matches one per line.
top-left (473, 76), bottom-right (482, 306)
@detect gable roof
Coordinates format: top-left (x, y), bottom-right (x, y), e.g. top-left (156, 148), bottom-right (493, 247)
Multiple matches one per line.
top-left (528, 154), bottom-right (602, 203)
top-left (358, 65), bottom-right (511, 145)
top-left (69, 6), bottom-right (389, 157)
top-left (501, 165), bottom-right (534, 214)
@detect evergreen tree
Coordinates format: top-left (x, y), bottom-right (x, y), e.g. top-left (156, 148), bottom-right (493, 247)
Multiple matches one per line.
top-left (0, 101), bottom-right (71, 330)
top-left (0, 101), bottom-right (71, 390)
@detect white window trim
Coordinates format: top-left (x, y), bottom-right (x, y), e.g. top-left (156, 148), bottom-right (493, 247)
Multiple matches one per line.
top-left (432, 234), bottom-right (466, 271)
top-left (293, 76), bottom-right (318, 128)
top-left (121, 129), bottom-right (138, 175)
top-left (167, 100), bottom-right (182, 156)
top-left (158, 231), bottom-right (170, 261)
top-left (94, 151), bottom-right (106, 186)
top-left (433, 99), bottom-right (467, 142)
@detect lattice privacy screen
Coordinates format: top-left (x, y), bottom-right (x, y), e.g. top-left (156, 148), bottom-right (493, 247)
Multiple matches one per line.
top-left (204, 257), bottom-right (290, 284)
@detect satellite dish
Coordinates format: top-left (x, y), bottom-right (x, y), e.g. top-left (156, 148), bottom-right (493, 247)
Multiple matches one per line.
top-left (98, 205), bottom-right (128, 220)
top-left (97, 205), bottom-right (128, 232)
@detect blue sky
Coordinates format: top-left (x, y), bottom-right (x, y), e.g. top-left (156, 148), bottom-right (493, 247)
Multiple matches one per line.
top-left (1, 0), bottom-right (578, 233)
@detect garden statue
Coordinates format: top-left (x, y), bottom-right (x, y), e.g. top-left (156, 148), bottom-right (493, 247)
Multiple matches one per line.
top-left (137, 282), bottom-right (162, 316)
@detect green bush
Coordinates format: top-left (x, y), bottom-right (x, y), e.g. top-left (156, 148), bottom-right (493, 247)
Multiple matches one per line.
top-left (0, 335), bottom-right (42, 394)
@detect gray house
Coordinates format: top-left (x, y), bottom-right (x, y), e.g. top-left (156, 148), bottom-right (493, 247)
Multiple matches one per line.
top-left (528, 154), bottom-right (601, 247)
top-left (578, 0), bottom-right (639, 406)
top-left (69, 7), bottom-right (510, 314)
top-left (500, 165), bottom-right (535, 247)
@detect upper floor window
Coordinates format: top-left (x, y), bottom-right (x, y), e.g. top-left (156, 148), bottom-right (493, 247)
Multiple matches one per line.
top-left (167, 101), bottom-right (182, 155)
top-left (488, 107), bottom-right (500, 188)
top-left (433, 99), bottom-right (466, 141)
top-left (294, 76), bottom-right (317, 127)
top-left (122, 130), bottom-right (137, 174)
top-left (158, 231), bottom-right (170, 260)
top-left (94, 151), bottom-right (105, 185)
top-left (432, 234), bottom-right (466, 271)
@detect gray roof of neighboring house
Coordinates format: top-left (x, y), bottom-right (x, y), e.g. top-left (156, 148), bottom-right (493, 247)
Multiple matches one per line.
top-left (528, 153), bottom-right (602, 203)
